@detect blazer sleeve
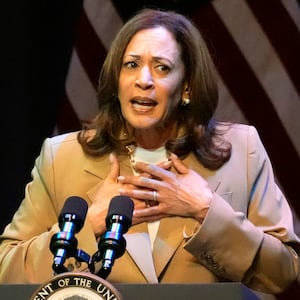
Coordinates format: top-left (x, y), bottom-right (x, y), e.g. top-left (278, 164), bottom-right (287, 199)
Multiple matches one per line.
top-left (184, 125), bottom-right (300, 294)
top-left (0, 137), bottom-right (97, 283)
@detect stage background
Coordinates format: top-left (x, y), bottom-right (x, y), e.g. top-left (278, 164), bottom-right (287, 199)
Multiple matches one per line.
top-left (2, 1), bottom-right (300, 298)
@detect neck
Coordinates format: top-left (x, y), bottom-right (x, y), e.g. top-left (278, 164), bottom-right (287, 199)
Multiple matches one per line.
top-left (134, 126), bottom-right (174, 149)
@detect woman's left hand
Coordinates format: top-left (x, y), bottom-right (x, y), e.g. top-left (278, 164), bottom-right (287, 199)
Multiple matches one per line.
top-left (117, 153), bottom-right (213, 224)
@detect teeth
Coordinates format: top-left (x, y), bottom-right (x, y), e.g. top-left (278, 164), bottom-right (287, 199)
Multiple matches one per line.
top-left (131, 99), bottom-right (155, 106)
top-left (132, 102), bottom-right (153, 112)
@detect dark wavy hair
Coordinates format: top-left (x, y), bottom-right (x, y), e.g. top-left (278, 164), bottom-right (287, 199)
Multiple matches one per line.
top-left (78, 8), bottom-right (231, 170)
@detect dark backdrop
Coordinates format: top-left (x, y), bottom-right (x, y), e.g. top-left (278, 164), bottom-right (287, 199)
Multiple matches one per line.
top-left (2, 1), bottom-right (300, 299)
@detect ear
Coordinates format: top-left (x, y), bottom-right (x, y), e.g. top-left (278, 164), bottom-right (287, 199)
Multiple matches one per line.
top-left (181, 83), bottom-right (190, 98)
top-left (181, 83), bottom-right (191, 106)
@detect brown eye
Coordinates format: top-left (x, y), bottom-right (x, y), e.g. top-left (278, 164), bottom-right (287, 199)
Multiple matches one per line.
top-left (124, 61), bottom-right (138, 69)
top-left (156, 64), bottom-right (170, 73)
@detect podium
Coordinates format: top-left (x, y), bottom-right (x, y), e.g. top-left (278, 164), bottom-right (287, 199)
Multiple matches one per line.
top-left (0, 282), bottom-right (260, 299)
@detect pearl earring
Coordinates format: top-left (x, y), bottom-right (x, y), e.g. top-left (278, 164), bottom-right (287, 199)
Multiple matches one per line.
top-left (181, 98), bottom-right (190, 106)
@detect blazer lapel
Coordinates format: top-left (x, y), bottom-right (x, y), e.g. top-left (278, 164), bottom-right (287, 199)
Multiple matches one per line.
top-left (125, 226), bottom-right (158, 283)
top-left (84, 154), bottom-right (132, 180)
top-left (124, 218), bottom-right (198, 282)
top-left (85, 154), bottom-right (132, 203)
top-left (152, 217), bottom-right (198, 277)
top-left (182, 154), bottom-right (221, 192)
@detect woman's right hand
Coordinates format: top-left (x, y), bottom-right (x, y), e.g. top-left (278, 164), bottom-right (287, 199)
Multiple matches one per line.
top-left (87, 153), bottom-right (123, 238)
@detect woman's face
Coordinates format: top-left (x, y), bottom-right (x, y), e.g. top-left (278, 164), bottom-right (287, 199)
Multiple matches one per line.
top-left (118, 26), bottom-right (186, 130)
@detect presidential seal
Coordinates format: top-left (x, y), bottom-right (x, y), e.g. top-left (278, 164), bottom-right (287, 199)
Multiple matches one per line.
top-left (30, 272), bottom-right (123, 300)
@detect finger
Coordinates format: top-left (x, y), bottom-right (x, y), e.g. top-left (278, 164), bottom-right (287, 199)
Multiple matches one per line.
top-left (169, 153), bottom-right (189, 174)
top-left (134, 162), bottom-right (173, 181)
top-left (156, 160), bottom-right (172, 170)
top-left (118, 174), bottom-right (164, 191)
top-left (133, 206), bottom-right (167, 221)
top-left (138, 172), bottom-right (152, 179)
top-left (133, 199), bottom-right (149, 210)
top-left (119, 185), bottom-right (157, 200)
top-left (107, 153), bottom-right (120, 181)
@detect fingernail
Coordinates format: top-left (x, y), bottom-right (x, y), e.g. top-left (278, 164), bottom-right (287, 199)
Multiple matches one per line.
top-left (109, 152), bottom-right (115, 162)
top-left (117, 176), bottom-right (124, 182)
top-left (170, 153), bottom-right (178, 159)
top-left (162, 160), bottom-right (172, 168)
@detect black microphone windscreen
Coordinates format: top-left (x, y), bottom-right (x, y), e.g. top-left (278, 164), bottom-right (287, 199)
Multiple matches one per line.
top-left (59, 196), bottom-right (88, 228)
top-left (107, 196), bottom-right (134, 220)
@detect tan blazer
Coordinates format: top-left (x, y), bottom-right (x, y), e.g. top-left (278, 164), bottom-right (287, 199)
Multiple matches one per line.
top-left (0, 124), bottom-right (299, 294)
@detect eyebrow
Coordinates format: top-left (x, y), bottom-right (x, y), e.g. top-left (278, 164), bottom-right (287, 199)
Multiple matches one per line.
top-left (124, 54), bottom-right (173, 65)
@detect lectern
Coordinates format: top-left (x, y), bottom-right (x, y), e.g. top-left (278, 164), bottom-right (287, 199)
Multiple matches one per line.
top-left (0, 282), bottom-right (260, 299)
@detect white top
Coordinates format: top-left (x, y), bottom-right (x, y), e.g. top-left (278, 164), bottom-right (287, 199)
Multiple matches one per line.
top-left (131, 146), bottom-right (168, 251)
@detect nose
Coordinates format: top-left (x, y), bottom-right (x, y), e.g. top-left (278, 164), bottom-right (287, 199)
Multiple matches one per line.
top-left (135, 66), bottom-right (154, 89)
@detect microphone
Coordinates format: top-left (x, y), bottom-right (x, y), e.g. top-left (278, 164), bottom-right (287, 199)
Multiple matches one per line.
top-left (50, 196), bottom-right (88, 274)
top-left (94, 195), bottom-right (134, 279)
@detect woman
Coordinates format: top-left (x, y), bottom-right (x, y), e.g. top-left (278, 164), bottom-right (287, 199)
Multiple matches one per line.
top-left (0, 8), bottom-right (299, 295)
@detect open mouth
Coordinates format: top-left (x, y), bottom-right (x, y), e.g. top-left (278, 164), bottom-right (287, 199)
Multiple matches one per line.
top-left (130, 97), bottom-right (157, 111)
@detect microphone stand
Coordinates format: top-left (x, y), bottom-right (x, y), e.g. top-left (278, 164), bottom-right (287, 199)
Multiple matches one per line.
top-left (92, 228), bottom-right (127, 279)
top-left (50, 231), bottom-right (95, 275)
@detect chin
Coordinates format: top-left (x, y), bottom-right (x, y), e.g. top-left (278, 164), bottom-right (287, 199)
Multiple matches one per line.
top-left (130, 121), bottom-right (159, 130)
